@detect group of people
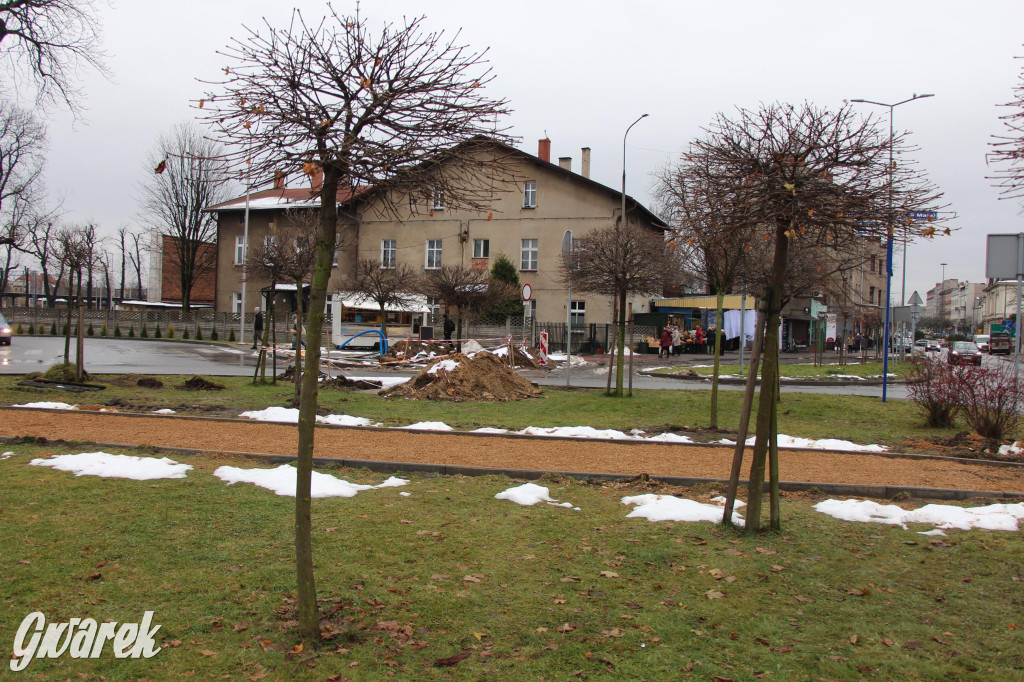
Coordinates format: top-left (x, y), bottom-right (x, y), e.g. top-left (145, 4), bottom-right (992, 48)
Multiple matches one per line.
top-left (248, 306), bottom-right (305, 351)
top-left (658, 322), bottom-right (708, 358)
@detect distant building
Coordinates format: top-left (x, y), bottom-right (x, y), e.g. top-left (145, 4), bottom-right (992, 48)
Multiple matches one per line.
top-left (148, 232), bottom-right (217, 307)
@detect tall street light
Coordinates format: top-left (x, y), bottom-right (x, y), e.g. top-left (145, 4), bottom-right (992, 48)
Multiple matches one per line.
top-left (850, 94), bottom-right (934, 403)
top-left (614, 113), bottom-right (648, 394)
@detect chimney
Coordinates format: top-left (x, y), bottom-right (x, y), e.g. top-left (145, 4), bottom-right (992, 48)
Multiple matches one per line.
top-left (273, 170), bottom-right (286, 190)
top-left (538, 137), bottom-right (551, 163)
top-left (581, 147), bottom-right (591, 179)
top-left (558, 156), bottom-right (572, 172)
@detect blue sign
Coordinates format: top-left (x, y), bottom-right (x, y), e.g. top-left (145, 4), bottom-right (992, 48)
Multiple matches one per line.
top-left (907, 211), bottom-right (938, 221)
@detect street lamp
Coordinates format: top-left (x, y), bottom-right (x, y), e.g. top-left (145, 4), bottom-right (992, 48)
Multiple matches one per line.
top-left (614, 113), bottom-right (648, 392)
top-left (850, 94), bottom-right (934, 403)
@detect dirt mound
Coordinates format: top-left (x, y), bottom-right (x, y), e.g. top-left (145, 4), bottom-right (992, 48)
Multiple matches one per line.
top-left (107, 375), bottom-right (165, 389)
top-left (178, 376), bottom-right (225, 391)
top-left (137, 377), bottom-right (164, 389)
top-left (508, 345), bottom-right (549, 370)
top-left (320, 376), bottom-right (382, 390)
top-left (382, 351), bottom-right (543, 402)
top-left (387, 339), bottom-right (453, 360)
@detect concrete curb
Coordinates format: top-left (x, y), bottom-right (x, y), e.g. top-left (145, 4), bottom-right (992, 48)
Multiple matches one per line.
top-left (3, 437), bottom-right (1023, 504)
top-left (638, 370), bottom-right (901, 388)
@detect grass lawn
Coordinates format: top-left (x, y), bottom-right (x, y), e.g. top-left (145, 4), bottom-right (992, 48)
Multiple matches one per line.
top-left (0, 374), bottom-right (993, 449)
top-left (2, 442), bottom-right (1022, 680)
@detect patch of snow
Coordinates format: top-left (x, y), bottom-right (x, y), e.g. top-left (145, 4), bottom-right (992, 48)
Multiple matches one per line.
top-left (646, 432), bottom-right (694, 443)
top-left (461, 339), bottom-right (486, 354)
top-left (710, 496), bottom-right (747, 508)
top-left (518, 425), bottom-right (633, 440)
top-left (919, 529), bottom-right (947, 536)
top-left (318, 414), bottom-right (379, 427)
top-left (240, 406), bottom-right (299, 423)
top-left (152, 408), bottom-right (177, 414)
top-left (495, 483), bottom-right (577, 509)
top-left (999, 441), bottom-right (1024, 457)
top-left (13, 401), bottom-right (76, 410)
top-left (398, 421), bottom-right (453, 431)
top-left (814, 499), bottom-right (1024, 531)
top-left (471, 427), bottom-right (509, 434)
top-left (399, 491), bottom-right (411, 497)
top-left (1, 451), bottom-right (13, 460)
top-left (30, 452), bottom-right (192, 480)
top-left (830, 374), bottom-right (866, 380)
top-left (349, 376), bottom-right (408, 389)
top-left (427, 359), bottom-right (460, 375)
top-left (715, 433), bottom-right (886, 452)
top-left (623, 494), bottom-right (745, 525)
top-left (375, 476), bottom-right (410, 488)
top-left (213, 464), bottom-right (406, 498)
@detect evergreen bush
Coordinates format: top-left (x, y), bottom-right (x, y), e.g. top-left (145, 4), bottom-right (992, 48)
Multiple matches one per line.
top-left (154, 325), bottom-right (162, 339)
top-left (87, 323), bottom-right (95, 336)
top-left (182, 327), bottom-right (190, 340)
top-left (50, 322), bottom-right (57, 335)
top-left (114, 325), bottom-right (122, 337)
top-left (228, 328), bottom-right (236, 343)
top-left (100, 323), bottom-right (108, 336)
top-left (194, 326), bottom-right (203, 340)
top-left (27, 323), bottom-right (35, 335)
top-left (210, 327), bottom-right (219, 341)
top-left (166, 323), bottom-right (175, 338)
top-left (16, 322), bottom-right (24, 334)
top-left (140, 325), bottom-right (148, 338)
top-left (128, 326), bottom-right (135, 338)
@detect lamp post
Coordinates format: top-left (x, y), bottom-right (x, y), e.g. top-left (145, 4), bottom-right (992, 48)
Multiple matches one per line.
top-left (850, 94), bottom-right (934, 403)
top-left (614, 113), bottom-right (648, 394)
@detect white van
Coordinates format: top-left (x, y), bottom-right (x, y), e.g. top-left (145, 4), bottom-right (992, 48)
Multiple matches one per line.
top-left (973, 334), bottom-right (990, 353)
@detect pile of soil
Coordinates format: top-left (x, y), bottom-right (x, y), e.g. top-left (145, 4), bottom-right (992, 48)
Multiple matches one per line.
top-left (509, 345), bottom-right (550, 370)
top-left (105, 374), bottom-right (163, 389)
top-left (382, 351), bottom-right (543, 402)
top-left (386, 339), bottom-right (452, 360)
top-left (320, 376), bottom-right (382, 391)
top-left (178, 376), bottom-right (226, 391)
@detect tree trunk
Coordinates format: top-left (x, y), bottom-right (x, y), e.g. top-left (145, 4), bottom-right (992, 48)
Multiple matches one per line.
top-left (63, 271), bottom-right (74, 364)
top-left (614, 289), bottom-right (628, 396)
top-left (710, 288), bottom-right (726, 429)
top-left (745, 221), bottom-right (789, 532)
top-left (722, 307), bottom-right (765, 527)
top-left (75, 270), bottom-right (85, 381)
top-left (294, 163), bottom-right (343, 642)
top-left (627, 303), bottom-right (635, 397)
top-left (606, 300), bottom-right (617, 396)
top-left (294, 281), bottom-right (303, 405)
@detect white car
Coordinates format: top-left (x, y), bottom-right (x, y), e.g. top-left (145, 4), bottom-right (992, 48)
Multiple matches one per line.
top-left (0, 312), bottom-right (12, 345)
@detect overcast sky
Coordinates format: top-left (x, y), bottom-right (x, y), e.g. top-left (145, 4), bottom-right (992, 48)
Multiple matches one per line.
top-left (34, 0), bottom-right (1024, 304)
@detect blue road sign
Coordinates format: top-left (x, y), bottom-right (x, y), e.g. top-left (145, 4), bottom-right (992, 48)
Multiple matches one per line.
top-left (907, 211), bottom-right (938, 220)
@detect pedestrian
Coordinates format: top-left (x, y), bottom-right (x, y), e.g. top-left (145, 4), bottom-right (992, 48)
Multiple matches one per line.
top-left (671, 325), bottom-right (682, 356)
top-left (695, 325), bottom-right (704, 353)
top-left (659, 327), bottom-right (672, 358)
top-left (290, 311), bottom-right (304, 350)
top-left (443, 313), bottom-right (455, 341)
top-left (251, 306), bottom-right (264, 349)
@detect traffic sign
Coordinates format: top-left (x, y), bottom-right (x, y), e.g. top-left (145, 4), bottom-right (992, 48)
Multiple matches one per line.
top-left (907, 211), bottom-right (937, 221)
top-left (521, 283), bottom-right (532, 301)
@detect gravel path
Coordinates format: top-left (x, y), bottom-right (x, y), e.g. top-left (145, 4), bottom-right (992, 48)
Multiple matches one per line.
top-left (3, 408), bottom-right (1024, 495)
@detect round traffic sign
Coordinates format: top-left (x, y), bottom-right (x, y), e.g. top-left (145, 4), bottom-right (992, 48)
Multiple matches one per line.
top-left (521, 283), bottom-right (532, 301)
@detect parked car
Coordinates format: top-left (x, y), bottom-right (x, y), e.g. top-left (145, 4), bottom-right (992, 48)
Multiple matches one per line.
top-left (948, 341), bottom-right (983, 366)
top-left (973, 334), bottom-right (990, 353)
top-left (925, 339), bottom-right (941, 352)
top-left (914, 338), bottom-right (927, 348)
top-left (0, 312), bottom-right (11, 345)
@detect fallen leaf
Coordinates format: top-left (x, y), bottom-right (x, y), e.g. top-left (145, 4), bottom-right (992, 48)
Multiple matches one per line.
top-left (599, 627), bottom-right (624, 638)
top-left (882, 638), bottom-right (895, 647)
top-left (556, 623), bottom-right (575, 633)
top-left (472, 632), bottom-right (486, 641)
top-left (434, 650), bottom-right (471, 667)
top-left (560, 576), bottom-right (581, 583)
top-left (536, 627), bottom-right (549, 633)
top-left (429, 574), bottom-right (448, 580)
top-left (846, 588), bottom-right (870, 596)
top-left (233, 622), bottom-right (249, 632)
top-left (771, 565), bottom-right (785, 572)
top-left (87, 573), bottom-right (102, 581)
top-left (904, 641), bottom-right (923, 650)
top-left (794, 595), bottom-right (813, 603)
top-left (293, 643), bottom-right (303, 653)
top-left (199, 650), bottom-right (217, 657)
top-left (463, 575), bottom-right (481, 583)
top-left (600, 571), bottom-right (619, 579)
top-left (705, 590), bottom-right (725, 600)
top-left (709, 569), bottom-right (725, 580)
top-left (849, 634), bottom-right (859, 645)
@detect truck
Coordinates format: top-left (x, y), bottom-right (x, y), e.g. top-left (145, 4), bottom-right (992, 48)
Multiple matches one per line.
top-left (989, 332), bottom-right (1011, 355)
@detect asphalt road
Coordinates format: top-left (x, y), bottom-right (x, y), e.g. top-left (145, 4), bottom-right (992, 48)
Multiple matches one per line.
top-left (0, 335), bottom-right (915, 397)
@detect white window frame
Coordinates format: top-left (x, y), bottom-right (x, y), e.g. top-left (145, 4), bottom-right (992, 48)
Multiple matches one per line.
top-left (570, 300), bottom-right (585, 329)
top-left (432, 188), bottom-right (445, 210)
top-left (472, 238), bottom-right (489, 259)
top-left (234, 236), bottom-right (245, 265)
top-left (232, 292), bottom-right (242, 314)
top-left (381, 239), bottom-right (397, 269)
top-left (425, 239), bottom-right (442, 269)
top-left (409, 195), bottom-right (418, 210)
top-left (523, 180), bottom-right (537, 208)
top-left (520, 238), bottom-right (538, 271)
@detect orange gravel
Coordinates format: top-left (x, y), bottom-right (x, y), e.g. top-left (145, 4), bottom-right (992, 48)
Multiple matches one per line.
top-left (3, 408), bottom-right (1024, 494)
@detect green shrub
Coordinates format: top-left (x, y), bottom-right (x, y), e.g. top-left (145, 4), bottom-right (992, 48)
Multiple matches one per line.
top-left (228, 328), bottom-right (236, 343)
top-left (16, 322), bottom-right (24, 334)
top-left (154, 324), bottom-right (162, 339)
top-left (114, 325), bottom-right (121, 337)
top-left (166, 323), bottom-right (175, 338)
top-left (27, 323), bottom-right (35, 335)
top-left (210, 327), bottom-right (218, 341)
top-left (86, 323), bottom-right (95, 336)
top-left (128, 326), bottom-right (135, 338)
top-left (182, 327), bottom-right (190, 340)
top-left (100, 323), bottom-right (108, 336)
top-left (43, 363), bottom-right (82, 382)
top-left (194, 326), bottom-right (203, 340)
top-left (140, 325), bottom-right (149, 338)
top-left (50, 322), bottom-right (57, 335)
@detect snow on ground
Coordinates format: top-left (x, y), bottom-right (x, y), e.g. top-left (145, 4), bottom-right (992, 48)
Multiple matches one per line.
top-left (646, 432), bottom-right (694, 443)
top-left (623, 494), bottom-right (745, 525)
top-left (13, 401), bottom-right (76, 410)
top-left (814, 499), bottom-right (1024, 532)
top-left (710, 496), bottom-right (746, 508)
top-left (999, 441), bottom-right (1024, 457)
top-left (1, 451), bottom-right (13, 460)
top-left (427, 359), bottom-right (460, 375)
top-left (397, 421), bottom-right (454, 431)
top-left (494, 483), bottom-right (580, 510)
top-left (518, 425), bottom-right (633, 440)
top-left (317, 414), bottom-right (379, 427)
top-left (347, 376), bottom-right (408, 389)
top-left (471, 427), bottom-right (510, 434)
top-left (30, 451), bottom-right (193, 480)
top-left (213, 463), bottom-right (408, 498)
top-left (716, 434), bottom-right (887, 452)
top-left (545, 352), bottom-right (587, 366)
top-left (240, 407), bottom-right (380, 427)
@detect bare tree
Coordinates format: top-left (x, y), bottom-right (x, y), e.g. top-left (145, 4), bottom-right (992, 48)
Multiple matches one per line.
top-left (340, 259), bottom-right (422, 340)
top-left (561, 222), bottom-right (672, 397)
top-left (689, 102), bottom-right (944, 533)
top-left (139, 121), bottom-right (229, 311)
top-left (0, 101), bottom-right (46, 249)
top-left (127, 229), bottom-right (144, 299)
top-left (422, 264), bottom-right (513, 349)
top-left (201, 6), bottom-right (512, 638)
top-left (54, 223), bottom-right (99, 378)
top-left (0, 0), bottom-right (109, 113)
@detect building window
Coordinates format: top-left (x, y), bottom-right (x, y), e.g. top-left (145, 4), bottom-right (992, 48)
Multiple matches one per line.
top-left (432, 188), bottom-right (444, 210)
top-left (520, 238), bottom-right (538, 271)
top-left (523, 181), bottom-right (537, 208)
top-left (425, 239), bottom-right (442, 269)
top-left (232, 292), bottom-right (242, 314)
top-left (382, 239), bottom-right (397, 269)
top-left (570, 300), bottom-right (585, 329)
top-left (473, 239), bottom-right (489, 259)
top-left (869, 286), bottom-right (875, 305)
top-left (234, 236), bottom-right (245, 265)
top-left (427, 296), bottom-right (441, 321)
top-left (409, 195), bottom-right (418, 210)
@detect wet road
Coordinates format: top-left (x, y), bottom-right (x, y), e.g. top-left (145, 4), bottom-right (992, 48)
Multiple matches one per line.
top-left (0, 336), bottom-right (910, 398)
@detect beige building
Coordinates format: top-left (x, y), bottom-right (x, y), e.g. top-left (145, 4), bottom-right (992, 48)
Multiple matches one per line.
top-left (209, 137), bottom-right (667, 327)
